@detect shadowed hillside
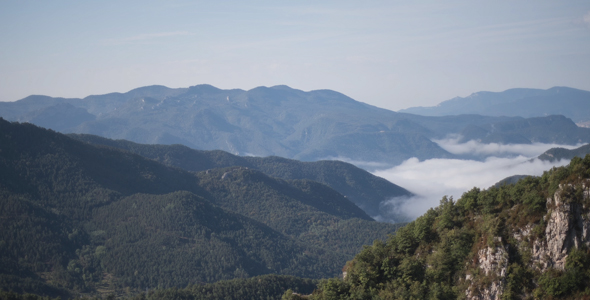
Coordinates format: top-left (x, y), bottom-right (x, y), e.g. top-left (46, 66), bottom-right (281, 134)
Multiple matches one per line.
top-left (0, 118), bottom-right (402, 298)
top-left (68, 133), bottom-right (411, 219)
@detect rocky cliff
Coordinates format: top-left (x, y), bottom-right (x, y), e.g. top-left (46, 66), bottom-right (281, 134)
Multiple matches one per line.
top-left (466, 181), bottom-right (590, 300)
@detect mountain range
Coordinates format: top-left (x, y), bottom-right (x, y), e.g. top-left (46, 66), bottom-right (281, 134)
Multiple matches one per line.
top-left (2, 85), bottom-right (589, 168)
top-left (3, 84), bottom-right (590, 299)
top-left (400, 86), bottom-right (590, 124)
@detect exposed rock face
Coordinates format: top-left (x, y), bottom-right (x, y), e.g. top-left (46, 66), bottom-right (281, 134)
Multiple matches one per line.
top-left (469, 182), bottom-right (590, 299)
top-left (466, 239), bottom-right (508, 300)
top-left (512, 224), bottom-right (532, 243)
top-left (532, 183), bottom-right (590, 271)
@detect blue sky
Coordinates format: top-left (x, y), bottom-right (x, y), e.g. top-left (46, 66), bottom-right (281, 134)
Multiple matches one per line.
top-left (1, 0), bottom-right (589, 110)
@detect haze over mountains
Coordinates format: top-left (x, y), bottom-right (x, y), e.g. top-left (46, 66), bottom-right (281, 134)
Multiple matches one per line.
top-left (2, 85), bottom-right (589, 168)
top-left (400, 86), bottom-right (590, 125)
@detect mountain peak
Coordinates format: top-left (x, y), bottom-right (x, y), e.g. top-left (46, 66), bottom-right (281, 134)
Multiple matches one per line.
top-left (187, 84), bottom-right (223, 93)
top-left (269, 84), bottom-right (295, 91)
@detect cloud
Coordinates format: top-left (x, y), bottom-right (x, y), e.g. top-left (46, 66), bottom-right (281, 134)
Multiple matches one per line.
top-left (372, 155), bottom-right (570, 222)
top-left (434, 136), bottom-right (582, 157)
top-left (585, 11), bottom-right (590, 26)
top-left (324, 141), bottom-right (581, 222)
top-left (321, 156), bottom-right (392, 170)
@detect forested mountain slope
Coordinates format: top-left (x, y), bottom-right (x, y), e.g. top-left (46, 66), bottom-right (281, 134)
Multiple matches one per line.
top-left (304, 154), bottom-right (590, 299)
top-left (68, 133), bottom-right (411, 218)
top-left (0, 119), bottom-right (401, 298)
top-left (538, 143), bottom-right (590, 162)
top-left (40, 156), bottom-right (590, 299)
top-left (0, 275), bottom-right (318, 300)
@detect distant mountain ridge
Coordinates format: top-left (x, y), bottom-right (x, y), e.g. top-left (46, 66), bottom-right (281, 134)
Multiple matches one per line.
top-left (456, 114), bottom-right (589, 144)
top-left (2, 85), bottom-right (590, 167)
top-left (400, 86), bottom-right (590, 123)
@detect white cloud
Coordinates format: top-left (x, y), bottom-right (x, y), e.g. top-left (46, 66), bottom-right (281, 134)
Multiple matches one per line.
top-left (325, 140), bottom-right (583, 222)
top-left (434, 135), bottom-right (582, 157)
top-left (373, 155), bottom-right (570, 221)
top-left (321, 156), bottom-right (392, 170)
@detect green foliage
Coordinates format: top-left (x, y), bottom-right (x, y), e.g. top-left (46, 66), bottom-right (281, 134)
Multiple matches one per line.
top-left (0, 290), bottom-right (63, 300)
top-left (136, 275), bottom-right (317, 300)
top-left (282, 289), bottom-right (309, 300)
top-left (501, 263), bottom-right (532, 300)
top-left (534, 248), bottom-right (590, 299)
top-left (313, 279), bottom-right (351, 300)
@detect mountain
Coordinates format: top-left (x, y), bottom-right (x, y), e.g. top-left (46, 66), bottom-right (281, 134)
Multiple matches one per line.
top-left (538, 143), bottom-right (590, 162)
top-left (68, 134), bottom-right (411, 219)
top-left (0, 85), bottom-right (451, 167)
top-left (0, 119), bottom-right (402, 297)
top-left (400, 86), bottom-right (590, 123)
top-left (305, 154), bottom-right (590, 299)
top-left (2, 85), bottom-right (589, 168)
top-left (492, 174), bottom-right (532, 188)
top-left (454, 115), bottom-right (590, 144)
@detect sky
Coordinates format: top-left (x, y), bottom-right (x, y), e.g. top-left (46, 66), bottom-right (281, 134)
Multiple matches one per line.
top-left (1, 1), bottom-right (590, 111)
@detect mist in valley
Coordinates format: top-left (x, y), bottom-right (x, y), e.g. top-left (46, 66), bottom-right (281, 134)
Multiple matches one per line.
top-left (371, 140), bottom-right (580, 222)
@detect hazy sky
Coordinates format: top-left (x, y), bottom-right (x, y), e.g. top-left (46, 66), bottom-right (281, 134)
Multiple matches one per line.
top-left (1, 1), bottom-right (589, 110)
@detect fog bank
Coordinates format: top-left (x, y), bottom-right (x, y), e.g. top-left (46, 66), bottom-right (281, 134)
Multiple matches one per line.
top-left (434, 136), bottom-right (582, 157)
top-left (372, 141), bottom-right (578, 222)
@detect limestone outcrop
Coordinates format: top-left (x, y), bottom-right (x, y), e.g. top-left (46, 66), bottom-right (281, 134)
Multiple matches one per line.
top-left (532, 183), bottom-right (590, 271)
top-left (466, 241), bottom-right (508, 300)
top-left (470, 182), bottom-right (590, 299)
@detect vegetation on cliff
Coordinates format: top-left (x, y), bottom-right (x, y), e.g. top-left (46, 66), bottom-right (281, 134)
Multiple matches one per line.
top-left (305, 154), bottom-right (590, 299)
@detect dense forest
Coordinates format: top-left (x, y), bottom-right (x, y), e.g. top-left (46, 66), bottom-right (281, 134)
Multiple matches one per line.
top-left (0, 118), bottom-right (402, 298)
top-left (0, 275), bottom-right (317, 300)
top-left (68, 133), bottom-right (411, 219)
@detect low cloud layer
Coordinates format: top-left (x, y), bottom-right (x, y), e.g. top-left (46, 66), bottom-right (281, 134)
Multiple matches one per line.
top-left (323, 156), bottom-right (393, 170)
top-left (434, 135), bottom-right (582, 157)
top-left (371, 142), bottom-right (578, 222)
